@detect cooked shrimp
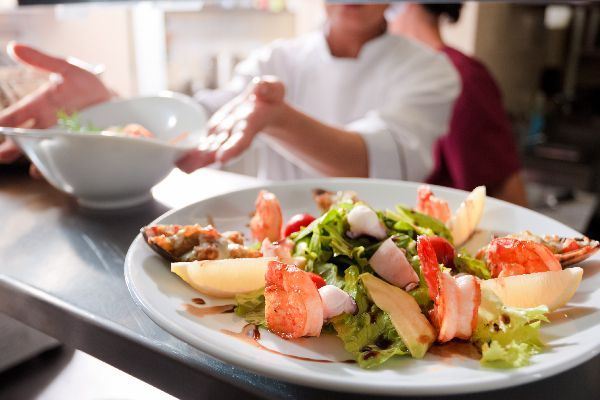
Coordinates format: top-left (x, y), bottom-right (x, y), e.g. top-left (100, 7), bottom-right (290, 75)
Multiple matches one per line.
top-left (260, 238), bottom-right (305, 267)
top-left (484, 237), bottom-right (562, 278)
top-left (265, 261), bottom-right (324, 339)
top-left (415, 186), bottom-right (452, 224)
top-left (507, 231), bottom-right (599, 267)
top-left (418, 235), bottom-right (480, 342)
top-left (250, 190), bottom-right (283, 243)
top-left (121, 123), bottom-right (154, 138)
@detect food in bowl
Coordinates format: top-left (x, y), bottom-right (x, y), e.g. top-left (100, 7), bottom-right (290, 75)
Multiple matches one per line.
top-left (57, 111), bottom-right (189, 144)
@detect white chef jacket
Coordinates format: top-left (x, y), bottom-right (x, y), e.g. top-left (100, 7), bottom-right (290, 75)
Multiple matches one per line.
top-left (196, 31), bottom-right (460, 182)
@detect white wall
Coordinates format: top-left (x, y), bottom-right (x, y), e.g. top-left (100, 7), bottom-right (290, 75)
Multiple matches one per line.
top-left (0, 5), bottom-right (137, 96)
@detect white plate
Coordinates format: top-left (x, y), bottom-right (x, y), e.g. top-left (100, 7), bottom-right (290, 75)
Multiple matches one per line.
top-left (125, 179), bottom-right (600, 395)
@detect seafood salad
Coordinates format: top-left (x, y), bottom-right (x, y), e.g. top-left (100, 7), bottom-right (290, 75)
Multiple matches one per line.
top-left (142, 186), bottom-right (598, 369)
top-left (57, 111), bottom-right (189, 143)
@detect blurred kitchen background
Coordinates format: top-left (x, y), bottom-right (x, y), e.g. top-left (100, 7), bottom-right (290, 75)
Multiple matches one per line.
top-left (1, 0), bottom-right (599, 236)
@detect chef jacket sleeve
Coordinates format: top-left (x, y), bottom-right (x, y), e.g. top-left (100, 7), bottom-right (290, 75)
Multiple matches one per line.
top-left (194, 40), bottom-right (289, 116)
top-left (348, 52), bottom-right (460, 182)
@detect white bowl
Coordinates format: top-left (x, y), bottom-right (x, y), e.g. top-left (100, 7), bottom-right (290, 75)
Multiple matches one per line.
top-left (1, 93), bottom-right (206, 209)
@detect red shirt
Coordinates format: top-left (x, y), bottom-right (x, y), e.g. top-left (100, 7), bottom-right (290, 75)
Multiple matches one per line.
top-left (426, 46), bottom-right (521, 193)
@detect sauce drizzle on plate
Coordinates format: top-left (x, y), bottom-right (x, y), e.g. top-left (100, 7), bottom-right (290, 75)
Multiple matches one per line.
top-left (222, 324), bottom-right (355, 364)
top-left (192, 297), bottom-right (206, 305)
top-left (185, 304), bottom-right (234, 317)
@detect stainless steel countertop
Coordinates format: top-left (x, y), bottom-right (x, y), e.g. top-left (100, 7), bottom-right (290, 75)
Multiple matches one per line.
top-left (0, 167), bottom-right (598, 400)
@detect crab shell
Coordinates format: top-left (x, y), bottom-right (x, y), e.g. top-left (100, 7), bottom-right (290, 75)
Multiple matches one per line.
top-left (312, 188), bottom-right (358, 212)
top-left (482, 231), bottom-right (600, 268)
top-left (550, 236), bottom-right (600, 267)
top-left (141, 226), bottom-right (180, 263)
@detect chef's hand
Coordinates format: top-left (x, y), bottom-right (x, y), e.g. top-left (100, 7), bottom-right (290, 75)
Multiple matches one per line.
top-left (177, 76), bottom-right (286, 173)
top-left (0, 42), bottom-right (113, 164)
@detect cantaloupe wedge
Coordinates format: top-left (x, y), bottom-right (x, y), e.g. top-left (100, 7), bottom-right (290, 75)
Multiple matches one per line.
top-left (361, 273), bottom-right (436, 358)
top-left (447, 186), bottom-right (486, 246)
top-left (480, 267), bottom-right (583, 311)
top-left (171, 257), bottom-right (276, 298)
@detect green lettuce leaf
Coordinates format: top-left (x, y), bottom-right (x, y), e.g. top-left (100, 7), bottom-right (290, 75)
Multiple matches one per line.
top-left (340, 265), bottom-right (369, 311)
top-left (331, 305), bottom-right (409, 368)
top-left (330, 265), bottom-right (408, 368)
top-left (384, 205), bottom-right (453, 243)
top-left (57, 110), bottom-right (101, 132)
top-left (234, 289), bottom-right (266, 327)
top-left (293, 202), bottom-right (371, 273)
top-left (473, 289), bottom-right (548, 368)
top-left (454, 252), bottom-right (491, 280)
top-left (405, 254), bottom-right (434, 312)
top-left (315, 263), bottom-right (344, 288)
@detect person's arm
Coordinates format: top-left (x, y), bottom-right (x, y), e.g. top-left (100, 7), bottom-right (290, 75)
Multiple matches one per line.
top-left (491, 172), bottom-right (528, 207)
top-left (179, 49), bottom-right (461, 179)
top-left (264, 104), bottom-right (368, 177)
top-left (178, 77), bottom-right (368, 176)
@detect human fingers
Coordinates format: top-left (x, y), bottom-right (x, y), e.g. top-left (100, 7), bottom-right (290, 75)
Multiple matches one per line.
top-left (175, 148), bottom-right (217, 173)
top-left (8, 42), bottom-right (74, 75)
top-left (207, 93), bottom-right (247, 135)
top-left (0, 119), bottom-right (36, 163)
top-left (29, 163), bottom-right (44, 180)
top-left (18, 118), bottom-right (36, 129)
top-left (207, 81), bottom-right (258, 135)
top-left (252, 76), bottom-right (285, 104)
top-left (0, 138), bottom-right (22, 163)
top-left (215, 121), bottom-right (255, 164)
top-left (0, 98), bottom-right (36, 128)
top-left (0, 83), bottom-right (56, 128)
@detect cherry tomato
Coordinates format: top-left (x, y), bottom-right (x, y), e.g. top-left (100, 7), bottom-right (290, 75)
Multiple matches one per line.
top-left (308, 272), bottom-right (327, 289)
top-left (283, 213), bottom-right (316, 237)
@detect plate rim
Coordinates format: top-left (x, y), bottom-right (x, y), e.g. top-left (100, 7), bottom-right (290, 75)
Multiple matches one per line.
top-left (125, 178), bottom-right (600, 395)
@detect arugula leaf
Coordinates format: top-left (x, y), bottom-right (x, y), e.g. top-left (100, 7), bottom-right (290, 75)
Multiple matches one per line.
top-left (384, 205), bottom-right (453, 243)
top-left (293, 203), bottom-right (370, 274)
top-left (454, 252), bottom-right (491, 280)
top-left (315, 263), bottom-right (344, 288)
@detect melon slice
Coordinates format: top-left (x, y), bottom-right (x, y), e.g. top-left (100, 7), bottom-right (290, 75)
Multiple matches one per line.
top-left (361, 273), bottom-right (436, 358)
top-left (171, 257), bottom-right (276, 298)
top-left (480, 267), bottom-right (583, 311)
top-left (447, 186), bottom-right (486, 246)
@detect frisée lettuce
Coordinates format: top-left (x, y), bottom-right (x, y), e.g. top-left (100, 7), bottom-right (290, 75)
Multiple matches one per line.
top-left (234, 289), bottom-right (266, 327)
top-left (473, 288), bottom-right (548, 368)
top-left (454, 252), bottom-right (491, 280)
